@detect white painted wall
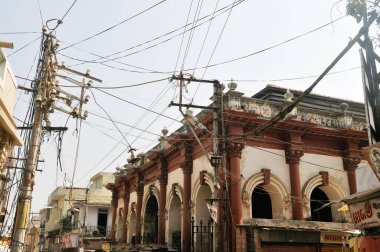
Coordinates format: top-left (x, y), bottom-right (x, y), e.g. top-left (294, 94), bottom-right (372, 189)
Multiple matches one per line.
top-left (168, 168), bottom-right (183, 189)
top-left (299, 153), bottom-right (349, 192)
top-left (241, 146), bottom-right (291, 192)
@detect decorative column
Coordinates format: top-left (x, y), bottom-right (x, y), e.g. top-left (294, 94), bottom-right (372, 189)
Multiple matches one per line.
top-left (343, 139), bottom-right (361, 195)
top-left (227, 124), bottom-right (245, 252)
top-left (181, 140), bottom-right (193, 252)
top-left (343, 157), bottom-right (361, 194)
top-left (106, 183), bottom-right (118, 242)
top-left (121, 181), bottom-right (130, 243)
top-left (286, 132), bottom-right (304, 220)
top-left (135, 174), bottom-right (144, 244)
top-left (157, 157), bottom-right (168, 245)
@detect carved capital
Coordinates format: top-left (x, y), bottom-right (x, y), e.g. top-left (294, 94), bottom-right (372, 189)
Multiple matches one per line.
top-left (285, 149), bottom-right (304, 163)
top-left (226, 141), bottom-right (245, 158)
top-left (158, 173), bottom-right (168, 185)
top-left (343, 156), bottom-right (361, 171)
top-left (136, 181), bottom-right (144, 196)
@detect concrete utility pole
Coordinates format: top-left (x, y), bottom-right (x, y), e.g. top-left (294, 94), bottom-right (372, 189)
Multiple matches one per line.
top-left (358, 1), bottom-right (380, 144)
top-left (11, 29), bottom-right (100, 252)
top-left (11, 32), bottom-right (57, 252)
top-left (170, 74), bottom-right (224, 251)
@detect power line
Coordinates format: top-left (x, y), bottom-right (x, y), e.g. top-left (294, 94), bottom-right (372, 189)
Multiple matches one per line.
top-left (59, 0), bottom-right (167, 51)
top-left (182, 15), bottom-right (347, 72)
top-left (0, 32), bottom-right (40, 35)
top-left (93, 87), bottom-right (181, 122)
top-left (223, 66), bottom-right (361, 83)
top-left (76, 15), bottom-right (345, 75)
top-left (90, 89), bottom-right (134, 150)
top-left (68, 0), bottom-right (246, 67)
top-left (61, 0), bottom-right (78, 22)
top-left (7, 36), bottom-right (41, 57)
top-left (36, 0), bottom-right (44, 26)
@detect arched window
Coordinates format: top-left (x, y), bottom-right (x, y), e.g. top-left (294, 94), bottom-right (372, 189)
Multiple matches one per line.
top-left (144, 195), bottom-right (158, 244)
top-left (310, 187), bottom-right (332, 222)
top-left (251, 186), bottom-right (272, 219)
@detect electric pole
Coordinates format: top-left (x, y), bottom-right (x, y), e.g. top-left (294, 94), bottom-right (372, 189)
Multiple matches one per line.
top-left (170, 74), bottom-right (224, 251)
top-left (11, 31), bottom-right (56, 252)
top-left (11, 28), bottom-right (100, 251)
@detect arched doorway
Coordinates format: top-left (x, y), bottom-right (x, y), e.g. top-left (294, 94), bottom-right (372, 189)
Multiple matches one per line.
top-left (128, 210), bottom-right (136, 244)
top-left (143, 195), bottom-right (158, 244)
top-left (168, 195), bottom-right (181, 250)
top-left (195, 184), bottom-right (212, 251)
top-left (252, 185), bottom-right (272, 219)
top-left (310, 187), bottom-right (332, 222)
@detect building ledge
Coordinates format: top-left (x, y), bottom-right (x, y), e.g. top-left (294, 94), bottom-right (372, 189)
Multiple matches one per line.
top-left (239, 218), bottom-right (356, 232)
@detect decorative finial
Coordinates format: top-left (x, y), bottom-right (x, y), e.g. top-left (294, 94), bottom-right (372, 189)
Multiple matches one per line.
top-left (284, 89), bottom-right (293, 102)
top-left (340, 103), bottom-right (349, 112)
top-left (162, 127), bottom-right (168, 136)
top-left (227, 79), bottom-right (237, 91)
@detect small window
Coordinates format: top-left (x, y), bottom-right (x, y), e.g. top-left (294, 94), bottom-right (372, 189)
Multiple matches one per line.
top-left (95, 179), bottom-right (102, 189)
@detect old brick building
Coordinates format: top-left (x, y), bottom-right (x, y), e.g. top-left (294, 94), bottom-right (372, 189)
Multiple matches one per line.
top-left (107, 83), bottom-right (368, 251)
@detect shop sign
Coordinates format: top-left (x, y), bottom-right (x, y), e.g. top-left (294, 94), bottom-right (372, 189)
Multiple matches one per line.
top-left (348, 198), bottom-right (380, 228)
top-left (61, 233), bottom-right (78, 249)
top-left (320, 232), bottom-right (351, 244)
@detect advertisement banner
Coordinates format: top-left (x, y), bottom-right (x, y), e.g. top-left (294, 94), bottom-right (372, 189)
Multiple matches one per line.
top-left (348, 198), bottom-right (380, 229)
top-left (61, 233), bottom-right (78, 249)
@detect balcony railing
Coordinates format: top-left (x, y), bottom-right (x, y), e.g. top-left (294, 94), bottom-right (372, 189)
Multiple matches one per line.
top-left (84, 226), bottom-right (111, 238)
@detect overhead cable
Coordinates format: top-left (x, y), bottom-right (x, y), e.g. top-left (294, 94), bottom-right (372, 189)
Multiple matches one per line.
top-left (59, 0), bottom-right (167, 51)
top-left (93, 88), bottom-right (181, 122)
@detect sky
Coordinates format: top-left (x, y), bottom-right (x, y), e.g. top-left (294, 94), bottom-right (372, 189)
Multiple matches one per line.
top-left (0, 0), bottom-right (371, 213)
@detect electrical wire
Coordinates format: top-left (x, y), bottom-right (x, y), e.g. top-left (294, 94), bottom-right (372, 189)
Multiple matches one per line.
top-left (88, 112), bottom-right (161, 137)
top-left (36, 0), bottom-right (44, 26)
top-left (94, 78), bottom-right (169, 89)
top-left (61, 0), bottom-right (78, 22)
top-left (0, 32), bottom-right (40, 35)
top-left (7, 36), bottom-right (41, 58)
top-left (180, 0), bottom-right (205, 71)
top-left (93, 88), bottom-right (181, 122)
top-left (59, 0), bottom-right (167, 51)
top-left (90, 89), bottom-right (134, 151)
top-left (69, 0), bottom-right (246, 67)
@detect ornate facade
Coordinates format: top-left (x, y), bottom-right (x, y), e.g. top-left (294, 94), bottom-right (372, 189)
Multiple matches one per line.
top-left (108, 84), bottom-right (368, 252)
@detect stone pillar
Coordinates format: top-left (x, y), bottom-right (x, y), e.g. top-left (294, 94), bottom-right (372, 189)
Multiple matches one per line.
top-left (158, 157), bottom-right (168, 245)
top-left (343, 139), bottom-right (361, 195)
top-left (181, 141), bottom-right (193, 252)
top-left (106, 184), bottom-right (118, 242)
top-left (121, 182), bottom-right (130, 243)
top-left (135, 175), bottom-right (144, 244)
top-left (343, 157), bottom-right (361, 194)
top-left (286, 132), bottom-right (304, 220)
top-left (227, 124), bottom-right (245, 252)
